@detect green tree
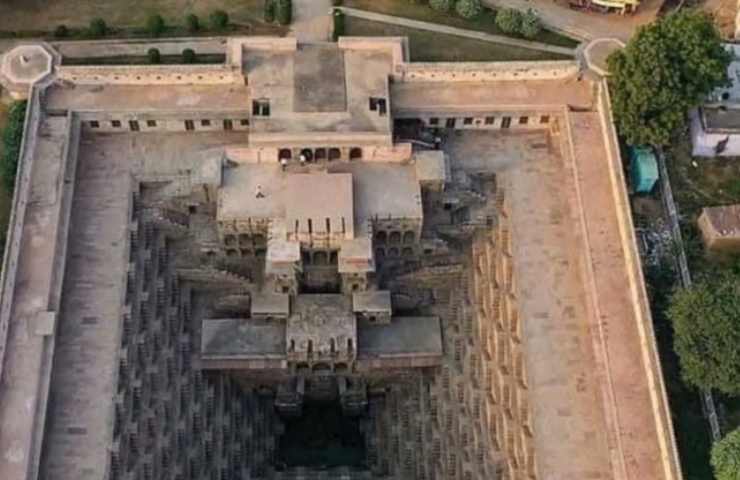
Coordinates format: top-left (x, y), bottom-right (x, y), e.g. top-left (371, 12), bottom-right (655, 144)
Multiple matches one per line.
top-left (147, 48), bottom-right (161, 64)
top-left (712, 428), bottom-right (740, 480)
top-left (429, 0), bottom-right (454, 12)
top-left (1, 101), bottom-right (27, 192)
top-left (209, 10), bottom-right (229, 30)
top-left (147, 14), bottom-right (166, 36)
top-left (276, 0), bottom-right (292, 25)
top-left (182, 48), bottom-right (196, 64)
top-left (264, 0), bottom-right (276, 23)
top-left (607, 10), bottom-right (731, 146)
top-left (455, 0), bottom-right (482, 19)
top-left (88, 18), bottom-right (108, 38)
top-left (667, 273), bottom-right (740, 395)
top-left (495, 8), bottom-right (521, 34)
top-left (519, 9), bottom-right (541, 39)
top-left (185, 14), bottom-right (200, 33)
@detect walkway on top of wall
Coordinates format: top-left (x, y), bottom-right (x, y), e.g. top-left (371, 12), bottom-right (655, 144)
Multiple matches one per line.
top-left (336, 6), bottom-right (577, 56)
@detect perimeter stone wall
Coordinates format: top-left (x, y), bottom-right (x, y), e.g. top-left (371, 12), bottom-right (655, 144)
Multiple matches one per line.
top-left (57, 64), bottom-right (243, 85)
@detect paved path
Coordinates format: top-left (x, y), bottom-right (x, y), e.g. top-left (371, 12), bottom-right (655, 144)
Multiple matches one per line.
top-left (338, 6), bottom-right (577, 56)
top-left (292, 0), bottom-right (333, 42)
top-left (482, 0), bottom-right (662, 41)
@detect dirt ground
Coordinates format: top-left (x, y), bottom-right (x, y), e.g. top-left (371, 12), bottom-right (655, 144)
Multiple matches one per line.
top-left (0, 0), bottom-right (267, 31)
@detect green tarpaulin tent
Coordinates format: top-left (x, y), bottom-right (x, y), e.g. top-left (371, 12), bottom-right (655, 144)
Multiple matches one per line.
top-left (629, 146), bottom-right (658, 194)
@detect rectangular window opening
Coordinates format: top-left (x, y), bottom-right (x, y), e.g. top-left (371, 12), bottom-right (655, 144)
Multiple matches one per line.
top-left (184, 120), bottom-right (195, 131)
top-left (484, 116), bottom-right (495, 125)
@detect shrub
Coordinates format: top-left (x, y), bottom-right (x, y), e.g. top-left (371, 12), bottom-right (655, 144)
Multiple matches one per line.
top-left (667, 272), bottom-right (740, 395)
top-left (182, 48), bottom-right (196, 64)
top-left (264, 0), bottom-right (276, 23)
top-left (209, 10), bottom-right (229, 30)
top-left (147, 48), bottom-right (161, 64)
top-left (147, 14), bottom-right (166, 36)
top-left (519, 9), bottom-right (541, 39)
top-left (1, 101), bottom-right (28, 193)
top-left (54, 24), bottom-right (69, 38)
top-left (455, 0), bottom-right (482, 19)
top-left (185, 14), bottom-right (200, 33)
top-left (430, 0), bottom-right (454, 11)
top-left (276, 0), bottom-right (292, 25)
top-left (495, 8), bottom-right (521, 34)
top-left (712, 428), bottom-right (740, 480)
top-left (332, 10), bottom-right (345, 41)
top-left (88, 18), bottom-right (108, 38)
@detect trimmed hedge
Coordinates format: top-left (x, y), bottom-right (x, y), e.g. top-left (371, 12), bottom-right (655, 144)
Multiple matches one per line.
top-left (332, 10), bottom-right (345, 41)
top-left (182, 48), bottom-right (197, 64)
top-left (1, 101), bottom-right (28, 193)
top-left (147, 48), bottom-right (161, 64)
top-left (264, 0), bottom-right (276, 23)
top-left (88, 18), bottom-right (108, 38)
top-left (185, 14), bottom-right (200, 33)
top-left (429, 0), bottom-right (454, 12)
top-left (146, 14), bottom-right (166, 36)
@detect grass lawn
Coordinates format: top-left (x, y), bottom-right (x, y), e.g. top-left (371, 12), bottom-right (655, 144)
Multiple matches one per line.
top-left (0, 0), bottom-right (285, 37)
top-left (344, 17), bottom-right (571, 62)
top-left (343, 0), bottom-right (579, 48)
top-left (0, 100), bottom-right (11, 260)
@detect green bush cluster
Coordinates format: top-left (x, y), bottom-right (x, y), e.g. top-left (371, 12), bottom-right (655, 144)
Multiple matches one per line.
top-left (264, 0), bottom-right (276, 23)
top-left (495, 8), bottom-right (540, 38)
top-left (264, 0), bottom-right (292, 25)
top-left (209, 10), bottom-right (229, 30)
top-left (185, 14), bottom-right (200, 33)
top-left (429, 0), bottom-right (454, 12)
top-left (88, 18), bottom-right (108, 38)
top-left (147, 14), bottom-right (166, 36)
top-left (455, 0), bottom-right (482, 19)
top-left (1, 101), bottom-right (28, 193)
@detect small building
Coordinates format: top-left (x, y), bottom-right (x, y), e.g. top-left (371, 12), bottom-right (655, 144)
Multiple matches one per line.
top-left (698, 204), bottom-right (740, 252)
top-left (629, 146), bottom-right (658, 194)
top-left (691, 44), bottom-right (740, 156)
top-left (352, 290), bottom-right (392, 324)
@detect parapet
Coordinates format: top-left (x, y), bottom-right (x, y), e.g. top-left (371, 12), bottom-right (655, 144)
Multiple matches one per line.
top-left (395, 60), bottom-right (579, 83)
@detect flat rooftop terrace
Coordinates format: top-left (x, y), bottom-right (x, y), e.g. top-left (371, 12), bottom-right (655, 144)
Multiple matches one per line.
top-left (44, 83), bottom-right (251, 113)
top-left (217, 162), bottom-right (422, 229)
top-left (245, 44), bottom-right (393, 135)
top-left (391, 77), bottom-right (594, 115)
